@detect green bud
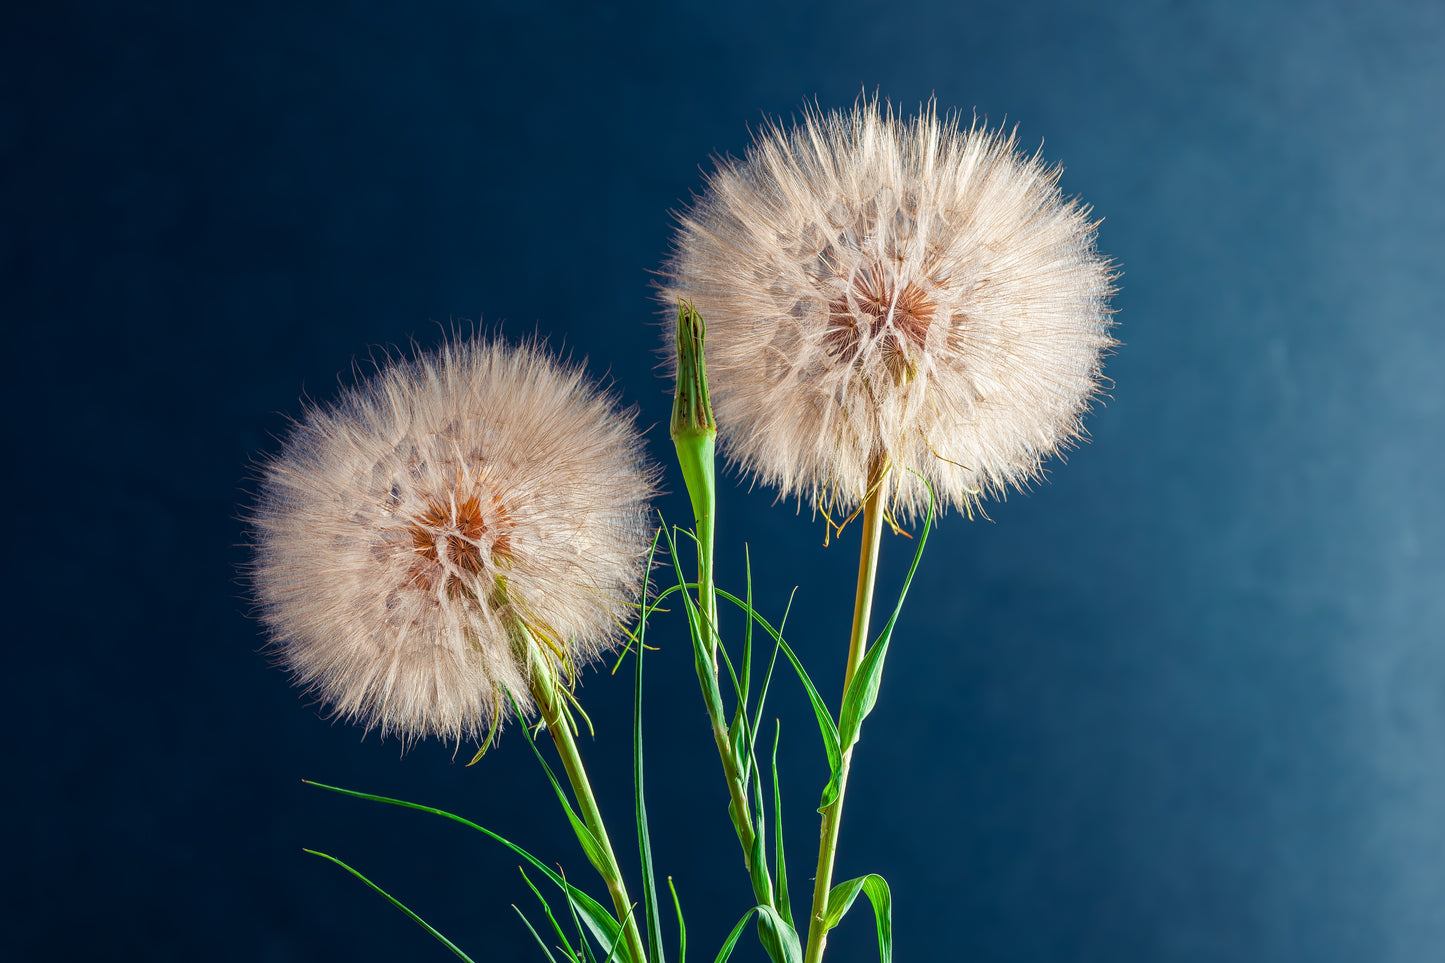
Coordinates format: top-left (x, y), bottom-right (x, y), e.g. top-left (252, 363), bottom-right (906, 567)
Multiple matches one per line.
top-left (671, 299), bottom-right (716, 440)
top-left (671, 300), bottom-right (717, 531)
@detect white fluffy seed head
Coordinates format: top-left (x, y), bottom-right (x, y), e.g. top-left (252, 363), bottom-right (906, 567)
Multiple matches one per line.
top-left (246, 336), bottom-right (656, 745)
top-left (660, 96), bottom-right (1117, 518)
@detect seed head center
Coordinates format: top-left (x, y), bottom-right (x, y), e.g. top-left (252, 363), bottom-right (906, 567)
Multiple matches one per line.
top-left (408, 490), bottom-right (512, 592)
top-left (823, 265), bottom-right (935, 366)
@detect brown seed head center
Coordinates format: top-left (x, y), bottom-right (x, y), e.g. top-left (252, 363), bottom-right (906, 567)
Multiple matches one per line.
top-left (408, 491), bottom-right (512, 593)
top-left (823, 265), bottom-right (935, 369)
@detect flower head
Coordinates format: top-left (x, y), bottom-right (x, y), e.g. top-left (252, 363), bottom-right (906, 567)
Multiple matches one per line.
top-left (247, 336), bottom-right (656, 744)
top-left (660, 97), bottom-right (1116, 518)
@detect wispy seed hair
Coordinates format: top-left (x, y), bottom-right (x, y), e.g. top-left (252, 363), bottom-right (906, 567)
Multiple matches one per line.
top-left (246, 335), bottom-right (657, 745)
top-left (660, 95), bottom-right (1118, 518)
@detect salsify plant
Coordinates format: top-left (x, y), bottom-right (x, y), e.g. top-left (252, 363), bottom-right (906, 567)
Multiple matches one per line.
top-left (245, 95), bottom-right (1116, 963)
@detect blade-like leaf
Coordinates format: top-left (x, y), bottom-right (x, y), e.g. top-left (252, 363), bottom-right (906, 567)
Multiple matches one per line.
top-left (822, 874), bottom-right (892, 963)
top-left (750, 587), bottom-right (796, 752)
top-left (714, 589), bottom-right (841, 812)
top-left (660, 526), bottom-right (730, 742)
top-left (514, 904), bottom-right (566, 963)
top-left (837, 480), bottom-right (935, 754)
top-left (771, 721), bottom-right (792, 929)
top-left (712, 908), bottom-right (756, 963)
top-left (303, 849), bottom-right (477, 963)
top-left (303, 781), bottom-right (622, 953)
top-left (753, 905), bottom-right (803, 963)
top-left (668, 877), bottom-right (686, 963)
top-left (519, 866), bottom-right (585, 963)
top-left (634, 532), bottom-right (667, 963)
top-left (510, 692), bottom-right (612, 880)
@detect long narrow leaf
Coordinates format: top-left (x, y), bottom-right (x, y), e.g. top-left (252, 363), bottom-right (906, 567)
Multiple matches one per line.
top-left (712, 909), bottom-right (757, 963)
top-left (634, 531), bottom-right (667, 963)
top-left (303, 781), bottom-right (622, 952)
top-left (514, 905), bottom-right (566, 963)
top-left (303, 849), bottom-right (477, 963)
top-left (668, 877), bottom-right (686, 963)
top-left (823, 874), bottom-right (892, 963)
top-left (519, 866), bottom-right (585, 963)
top-left (753, 905), bottom-right (803, 963)
top-left (660, 526), bottom-right (730, 737)
top-left (714, 589), bottom-right (841, 806)
top-left (750, 587), bottom-right (796, 751)
top-left (837, 480), bottom-right (935, 753)
top-left (511, 693), bottom-right (612, 880)
top-left (770, 721), bottom-right (792, 929)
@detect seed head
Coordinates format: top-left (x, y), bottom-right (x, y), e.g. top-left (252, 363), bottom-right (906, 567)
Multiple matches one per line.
top-left (246, 336), bottom-right (656, 745)
top-left (660, 96), bottom-right (1117, 517)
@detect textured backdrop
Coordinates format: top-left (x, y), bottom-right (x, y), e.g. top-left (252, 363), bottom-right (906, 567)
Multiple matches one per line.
top-left (5, 1), bottom-right (1444, 961)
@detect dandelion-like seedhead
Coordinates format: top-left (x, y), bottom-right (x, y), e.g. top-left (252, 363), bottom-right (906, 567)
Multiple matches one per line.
top-left (247, 336), bottom-right (656, 744)
top-left (660, 96), bottom-right (1117, 517)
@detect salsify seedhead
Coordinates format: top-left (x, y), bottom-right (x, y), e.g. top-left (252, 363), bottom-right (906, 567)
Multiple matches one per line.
top-left (247, 336), bottom-right (656, 744)
top-left (660, 96), bottom-right (1117, 518)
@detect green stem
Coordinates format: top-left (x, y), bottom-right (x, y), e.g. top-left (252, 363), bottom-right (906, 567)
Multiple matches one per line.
top-left (690, 459), bottom-right (771, 906)
top-left (803, 454), bottom-right (889, 963)
top-left (670, 301), bottom-right (770, 907)
top-left (526, 645), bottom-right (650, 963)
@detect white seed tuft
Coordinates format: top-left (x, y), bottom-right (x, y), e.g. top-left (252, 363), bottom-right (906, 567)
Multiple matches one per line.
top-left (661, 96), bottom-right (1118, 517)
top-left (246, 336), bottom-right (656, 745)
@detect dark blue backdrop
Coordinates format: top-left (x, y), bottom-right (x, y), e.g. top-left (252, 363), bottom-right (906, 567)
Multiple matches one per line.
top-left (5, 2), bottom-right (1443, 961)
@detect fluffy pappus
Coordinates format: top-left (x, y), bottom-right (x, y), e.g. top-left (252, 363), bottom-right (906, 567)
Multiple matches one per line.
top-left (246, 335), bottom-right (657, 745)
top-left (660, 95), bottom-right (1118, 518)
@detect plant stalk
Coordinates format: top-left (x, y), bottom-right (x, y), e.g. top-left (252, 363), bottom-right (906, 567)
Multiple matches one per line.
top-left (803, 453), bottom-right (889, 963)
top-left (527, 646), bottom-right (650, 963)
top-left (670, 300), bottom-right (768, 902)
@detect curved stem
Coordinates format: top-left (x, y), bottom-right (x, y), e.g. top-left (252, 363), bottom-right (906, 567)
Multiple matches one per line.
top-left (528, 650), bottom-right (650, 963)
top-left (803, 453), bottom-right (889, 963)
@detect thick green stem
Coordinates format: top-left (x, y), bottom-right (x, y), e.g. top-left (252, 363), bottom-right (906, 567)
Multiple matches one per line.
top-left (526, 646), bottom-right (650, 963)
top-left (803, 454), bottom-right (889, 963)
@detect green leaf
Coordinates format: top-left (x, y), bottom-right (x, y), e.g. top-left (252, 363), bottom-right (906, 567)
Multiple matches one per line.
top-left (514, 904), bottom-right (566, 963)
top-left (712, 909), bottom-right (757, 963)
top-left (633, 531), bottom-right (667, 963)
top-left (660, 527), bottom-right (729, 743)
top-left (750, 587), bottom-right (796, 754)
top-left (770, 721), bottom-right (792, 930)
top-left (822, 874), bottom-right (892, 963)
top-left (668, 877), bottom-right (687, 963)
top-left (518, 866), bottom-right (585, 963)
top-left (303, 781), bottom-right (622, 954)
top-left (303, 849), bottom-right (477, 963)
top-left (710, 905), bottom-right (799, 963)
top-left (714, 589), bottom-right (841, 813)
top-left (833, 477), bottom-right (936, 795)
top-left (753, 905), bottom-right (803, 963)
top-left (511, 692), bottom-right (612, 881)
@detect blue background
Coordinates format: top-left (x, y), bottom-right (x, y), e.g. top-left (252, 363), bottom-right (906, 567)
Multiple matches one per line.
top-left (5, 1), bottom-right (1443, 961)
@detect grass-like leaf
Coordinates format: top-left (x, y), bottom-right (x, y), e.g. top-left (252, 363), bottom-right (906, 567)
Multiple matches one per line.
top-left (519, 866), bottom-right (585, 962)
top-left (822, 874), bottom-right (892, 963)
top-left (668, 877), bottom-right (687, 963)
top-left (509, 691), bottom-right (612, 880)
top-left (514, 904), bottom-right (567, 963)
top-left (634, 531), bottom-right (667, 963)
top-left (303, 781), bottom-right (622, 953)
top-left (770, 720), bottom-right (792, 930)
top-left (658, 527), bottom-right (730, 753)
top-left (713, 589), bottom-right (841, 811)
top-left (712, 908), bottom-right (757, 963)
top-left (837, 478), bottom-right (935, 755)
top-left (303, 849), bottom-right (477, 963)
top-left (752, 905), bottom-right (803, 963)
